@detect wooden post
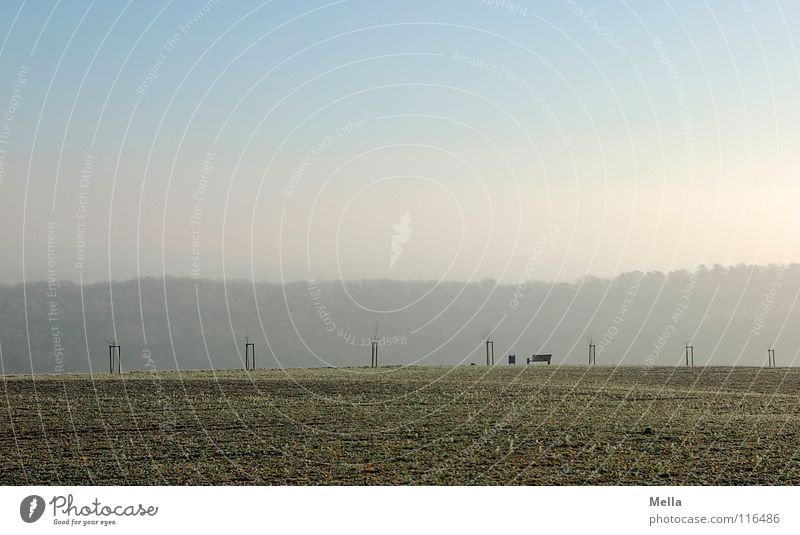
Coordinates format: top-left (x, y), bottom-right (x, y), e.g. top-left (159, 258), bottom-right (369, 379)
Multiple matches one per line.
top-left (108, 344), bottom-right (120, 374)
top-left (245, 342), bottom-right (255, 371)
top-left (370, 325), bottom-right (379, 368)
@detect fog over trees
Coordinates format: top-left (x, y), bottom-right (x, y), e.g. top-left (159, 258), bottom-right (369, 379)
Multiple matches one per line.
top-left (1, 264), bottom-right (798, 374)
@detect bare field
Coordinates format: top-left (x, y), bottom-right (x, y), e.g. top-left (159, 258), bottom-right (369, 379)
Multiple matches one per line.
top-left (2, 365), bottom-right (800, 485)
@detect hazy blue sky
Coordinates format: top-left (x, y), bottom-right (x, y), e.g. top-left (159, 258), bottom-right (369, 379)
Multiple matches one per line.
top-left (1, 0), bottom-right (799, 284)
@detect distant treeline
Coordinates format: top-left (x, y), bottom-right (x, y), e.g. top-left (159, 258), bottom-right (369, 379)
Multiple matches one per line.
top-left (1, 264), bottom-right (798, 374)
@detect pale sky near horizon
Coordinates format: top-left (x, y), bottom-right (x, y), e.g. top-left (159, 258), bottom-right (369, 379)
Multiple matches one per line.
top-left (1, 0), bottom-right (799, 284)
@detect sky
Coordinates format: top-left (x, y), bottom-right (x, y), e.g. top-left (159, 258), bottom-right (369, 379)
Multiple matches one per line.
top-left (1, 0), bottom-right (799, 285)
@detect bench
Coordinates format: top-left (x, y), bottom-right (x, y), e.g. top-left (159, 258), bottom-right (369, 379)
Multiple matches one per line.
top-left (527, 354), bottom-right (552, 365)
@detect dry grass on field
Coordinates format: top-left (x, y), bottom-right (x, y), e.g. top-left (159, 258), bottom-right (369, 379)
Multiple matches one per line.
top-left (2, 365), bottom-right (800, 485)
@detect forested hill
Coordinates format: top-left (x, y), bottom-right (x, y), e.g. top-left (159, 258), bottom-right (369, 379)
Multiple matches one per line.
top-left (1, 264), bottom-right (797, 374)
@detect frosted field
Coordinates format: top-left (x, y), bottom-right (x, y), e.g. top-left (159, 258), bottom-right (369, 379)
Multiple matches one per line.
top-left (2, 365), bottom-right (799, 485)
